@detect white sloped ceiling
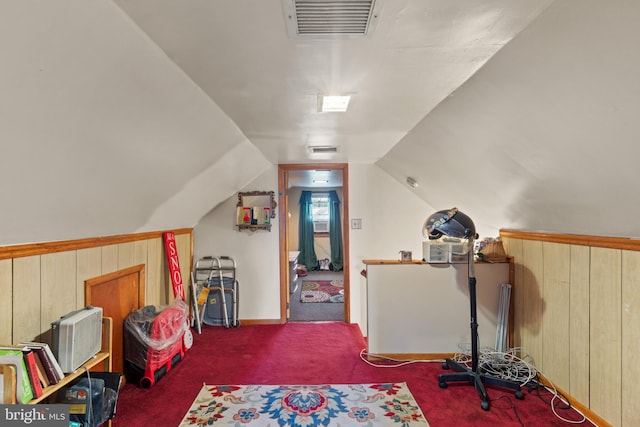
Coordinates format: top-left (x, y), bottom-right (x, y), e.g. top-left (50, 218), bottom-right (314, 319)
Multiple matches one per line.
top-left (0, 0), bottom-right (268, 245)
top-left (378, 0), bottom-right (640, 238)
top-left (3, 0), bottom-right (639, 246)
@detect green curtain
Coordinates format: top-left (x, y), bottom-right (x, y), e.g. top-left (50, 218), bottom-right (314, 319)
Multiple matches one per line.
top-left (298, 191), bottom-right (318, 270)
top-left (328, 190), bottom-right (343, 271)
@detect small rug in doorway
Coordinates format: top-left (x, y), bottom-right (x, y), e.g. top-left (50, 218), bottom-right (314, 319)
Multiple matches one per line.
top-left (300, 279), bottom-right (344, 303)
top-left (179, 383), bottom-right (429, 426)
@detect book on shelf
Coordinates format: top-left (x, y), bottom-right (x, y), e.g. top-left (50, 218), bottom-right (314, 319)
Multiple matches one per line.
top-left (25, 345), bottom-right (58, 385)
top-left (32, 351), bottom-right (51, 387)
top-left (19, 342), bottom-right (64, 384)
top-left (21, 349), bottom-right (44, 398)
top-left (0, 346), bottom-right (34, 404)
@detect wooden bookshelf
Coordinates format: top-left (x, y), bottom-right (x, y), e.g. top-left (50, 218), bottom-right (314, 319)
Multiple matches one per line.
top-left (1, 364), bottom-right (17, 403)
top-left (1, 317), bottom-right (113, 405)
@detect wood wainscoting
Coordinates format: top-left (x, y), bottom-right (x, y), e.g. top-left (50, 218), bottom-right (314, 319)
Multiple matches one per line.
top-left (0, 229), bottom-right (192, 364)
top-left (500, 229), bottom-right (640, 427)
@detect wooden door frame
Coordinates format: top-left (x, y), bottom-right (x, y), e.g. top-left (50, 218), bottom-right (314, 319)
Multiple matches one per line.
top-left (278, 163), bottom-right (350, 323)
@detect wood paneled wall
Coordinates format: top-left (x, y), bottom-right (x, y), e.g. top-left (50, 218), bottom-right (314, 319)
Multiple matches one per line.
top-left (0, 229), bottom-right (192, 346)
top-left (501, 230), bottom-right (640, 427)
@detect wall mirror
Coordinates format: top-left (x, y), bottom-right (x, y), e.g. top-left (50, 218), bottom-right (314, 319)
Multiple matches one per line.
top-left (236, 191), bottom-right (277, 231)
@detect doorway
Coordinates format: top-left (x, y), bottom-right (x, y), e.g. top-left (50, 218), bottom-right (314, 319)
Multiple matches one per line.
top-left (278, 163), bottom-right (350, 323)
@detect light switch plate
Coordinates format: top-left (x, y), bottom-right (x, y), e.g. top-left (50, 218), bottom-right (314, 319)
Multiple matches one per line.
top-left (351, 218), bottom-right (362, 229)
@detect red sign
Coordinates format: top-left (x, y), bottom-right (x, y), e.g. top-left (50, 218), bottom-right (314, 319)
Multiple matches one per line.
top-left (163, 231), bottom-right (185, 300)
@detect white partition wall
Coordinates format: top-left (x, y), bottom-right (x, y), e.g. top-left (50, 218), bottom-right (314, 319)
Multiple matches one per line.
top-left (365, 261), bottom-right (509, 355)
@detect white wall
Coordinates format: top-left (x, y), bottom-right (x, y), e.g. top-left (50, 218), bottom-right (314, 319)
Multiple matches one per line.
top-left (193, 163), bottom-right (434, 333)
top-left (347, 164), bottom-right (435, 333)
top-left (193, 166), bottom-right (281, 321)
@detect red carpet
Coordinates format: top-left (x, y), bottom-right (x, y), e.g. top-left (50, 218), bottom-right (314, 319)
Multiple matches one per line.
top-left (113, 323), bottom-right (592, 426)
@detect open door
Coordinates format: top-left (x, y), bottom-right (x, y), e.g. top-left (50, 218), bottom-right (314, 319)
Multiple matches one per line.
top-left (278, 163), bottom-right (350, 323)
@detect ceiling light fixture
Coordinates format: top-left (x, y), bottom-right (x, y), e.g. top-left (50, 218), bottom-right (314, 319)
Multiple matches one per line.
top-left (319, 95), bottom-right (351, 112)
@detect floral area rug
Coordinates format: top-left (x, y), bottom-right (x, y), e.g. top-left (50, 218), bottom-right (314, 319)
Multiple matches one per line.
top-left (179, 383), bottom-right (429, 426)
top-left (300, 280), bottom-right (344, 303)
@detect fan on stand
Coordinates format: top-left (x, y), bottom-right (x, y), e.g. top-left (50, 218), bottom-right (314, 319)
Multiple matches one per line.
top-left (423, 207), bottom-right (524, 411)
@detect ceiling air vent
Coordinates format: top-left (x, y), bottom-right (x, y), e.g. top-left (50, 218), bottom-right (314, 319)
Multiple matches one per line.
top-left (283, 0), bottom-right (382, 38)
top-left (308, 146), bottom-right (338, 154)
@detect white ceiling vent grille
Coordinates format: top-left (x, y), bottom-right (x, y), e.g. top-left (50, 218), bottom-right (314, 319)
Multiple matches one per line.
top-left (283, 0), bottom-right (381, 38)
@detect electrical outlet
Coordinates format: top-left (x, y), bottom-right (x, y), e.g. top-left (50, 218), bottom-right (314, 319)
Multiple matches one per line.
top-left (351, 218), bottom-right (362, 229)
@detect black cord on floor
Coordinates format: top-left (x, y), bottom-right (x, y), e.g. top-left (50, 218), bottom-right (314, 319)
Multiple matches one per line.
top-left (490, 395), bottom-right (525, 427)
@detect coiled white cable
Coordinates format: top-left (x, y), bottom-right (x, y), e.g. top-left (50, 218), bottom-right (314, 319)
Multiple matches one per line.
top-left (363, 342), bottom-right (589, 425)
top-left (452, 346), bottom-right (587, 424)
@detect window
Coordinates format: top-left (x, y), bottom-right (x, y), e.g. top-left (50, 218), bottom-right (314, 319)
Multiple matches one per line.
top-left (311, 193), bottom-right (330, 234)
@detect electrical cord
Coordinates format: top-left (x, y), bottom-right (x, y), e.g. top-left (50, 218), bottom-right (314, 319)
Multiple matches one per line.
top-left (479, 347), bottom-right (538, 385)
top-left (360, 344), bottom-right (589, 425)
top-left (83, 366), bottom-right (93, 427)
top-left (360, 345), bottom-right (531, 425)
top-left (525, 375), bottom-right (588, 424)
top-left (490, 395), bottom-right (525, 427)
top-left (453, 346), bottom-right (588, 424)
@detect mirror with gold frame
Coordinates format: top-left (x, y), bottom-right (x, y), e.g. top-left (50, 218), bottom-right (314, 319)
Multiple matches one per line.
top-left (236, 191), bottom-right (277, 230)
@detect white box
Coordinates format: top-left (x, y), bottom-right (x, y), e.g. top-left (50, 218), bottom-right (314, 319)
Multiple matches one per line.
top-left (449, 252), bottom-right (469, 263)
top-left (448, 243), bottom-right (466, 255)
top-left (52, 306), bottom-right (103, 373)
top-left (423, 242), bottom-right (449, 263)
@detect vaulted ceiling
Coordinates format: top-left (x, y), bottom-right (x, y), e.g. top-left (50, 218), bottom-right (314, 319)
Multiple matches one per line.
top-left (109, 0), bottom-right (640, 238)
top-left (113, 0), bottom-right (553, 165)
top-left (2, 0), bottom-right (640, 245)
